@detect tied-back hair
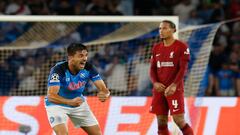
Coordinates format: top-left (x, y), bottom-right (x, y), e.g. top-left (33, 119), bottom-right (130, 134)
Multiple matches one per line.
top-left (67, 43), bottom-right (88, 56)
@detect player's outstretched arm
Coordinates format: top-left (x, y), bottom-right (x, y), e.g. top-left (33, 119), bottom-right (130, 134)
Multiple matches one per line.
top-left (94, 80), bottom-right (110, 102)
top-left (47, 86), bottom-right (83, 106)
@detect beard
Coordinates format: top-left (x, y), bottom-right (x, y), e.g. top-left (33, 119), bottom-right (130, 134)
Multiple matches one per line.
top-left (72, 64), bottom-right (80, 72)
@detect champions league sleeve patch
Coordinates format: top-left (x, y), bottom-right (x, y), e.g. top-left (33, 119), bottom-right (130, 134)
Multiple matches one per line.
top-left (49, 73), bottom-right (60, 83)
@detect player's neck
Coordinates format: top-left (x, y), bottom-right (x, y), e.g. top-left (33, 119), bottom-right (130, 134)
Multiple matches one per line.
top-left (163, 37), bottom-right (175, 47)
top-left (68, 64), bottom-right (78, 75)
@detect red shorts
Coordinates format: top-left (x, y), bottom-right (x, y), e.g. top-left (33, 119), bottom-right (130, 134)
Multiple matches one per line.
top-left (150, 89), bottom-right (185, 115)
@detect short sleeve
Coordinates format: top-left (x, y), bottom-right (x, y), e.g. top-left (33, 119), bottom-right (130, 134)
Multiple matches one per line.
top-left (47, 67), bottom-right (64, 87)
top-left (89, 65), bottom-right (102, 82)
top-left (180, 43), bottom-right (190, 62)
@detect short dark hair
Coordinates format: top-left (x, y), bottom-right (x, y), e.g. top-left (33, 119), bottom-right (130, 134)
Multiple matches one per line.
top-left (67, 43), bottom-right (88, 56)
top-left (161, 20), bottom-right (176, 32)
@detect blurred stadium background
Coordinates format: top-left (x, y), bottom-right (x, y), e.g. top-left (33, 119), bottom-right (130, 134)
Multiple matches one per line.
top-left (0, 0), bottom-right (239, 135)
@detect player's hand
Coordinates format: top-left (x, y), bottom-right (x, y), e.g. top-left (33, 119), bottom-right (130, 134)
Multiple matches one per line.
top-left (164, 83), bottom-right (177, 96)
top-left (97, 90), bottom-right (110, 102)
top-left (153, 82), bottom-right (166, 92)
top-left (68, 97), bottom-right (83, 107)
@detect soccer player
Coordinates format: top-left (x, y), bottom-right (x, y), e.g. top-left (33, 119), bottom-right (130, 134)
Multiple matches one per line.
top-left (45, 43), bottom-right (110, 135)
top-left (149, 20), bottom-right (194, 135)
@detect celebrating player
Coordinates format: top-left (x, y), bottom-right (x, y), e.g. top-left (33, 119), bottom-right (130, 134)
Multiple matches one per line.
top-left (45, 43), bottom-right (110, 135)
top-left (149, 20), bottom-right (194, 135)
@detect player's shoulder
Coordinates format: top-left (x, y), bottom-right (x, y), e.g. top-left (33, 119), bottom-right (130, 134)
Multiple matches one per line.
top-left (84, 62), bottom-right (95, 71)
top-left (153, 42), bottom-right (163, 49)
top-left (175, 40), bottom-right (188, 48)
top-left (175, 40), bottom-right (190, 55)
top-left (154, 42), bottom-right (163, 46)
top-left (51, 61), bottom-right (68, 74)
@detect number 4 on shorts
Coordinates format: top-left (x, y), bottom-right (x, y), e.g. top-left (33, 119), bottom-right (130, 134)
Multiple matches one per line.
top-left (172, 100), bottom-right (178, 109)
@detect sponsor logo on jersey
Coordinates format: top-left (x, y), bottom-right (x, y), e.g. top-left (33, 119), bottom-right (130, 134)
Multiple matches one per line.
top-left (50, 73), bottom-right (60, 83)
top-left (184, 48), bottom-right (190, 55)
top-left (173, 108), bottom-right (179, 112)
top-left (157, 62), bottom-right (174, 68)
top-left (161, 62), bottom-right (174, 67)
top-left (68, 81), bottom-right (86, 90)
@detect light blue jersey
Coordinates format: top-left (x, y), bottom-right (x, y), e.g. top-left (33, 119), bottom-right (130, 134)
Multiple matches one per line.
top-left (45, 61), bottom-right (102, 107)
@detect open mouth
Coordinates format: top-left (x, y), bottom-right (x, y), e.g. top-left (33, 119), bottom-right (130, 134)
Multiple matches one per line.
top-left (79, 62), bottom-right (86, 68)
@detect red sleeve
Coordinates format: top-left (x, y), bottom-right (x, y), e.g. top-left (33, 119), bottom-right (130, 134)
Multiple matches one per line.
top-left (173, 43), bottom-right (190, 85)
top-left (149, 45), bottom-right (158, 83)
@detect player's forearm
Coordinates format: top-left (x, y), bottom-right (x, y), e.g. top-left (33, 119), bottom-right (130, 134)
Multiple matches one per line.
top-left (173, 60), bottom-right (188, 85)
top-left (94, 80), bottom-right (110, 94)
top-left (47, 93), bottom-right (71, 105)
top-left (150, 62), bottom-right (158, 83)
top-left (99, 87), bottom-right (110, 95)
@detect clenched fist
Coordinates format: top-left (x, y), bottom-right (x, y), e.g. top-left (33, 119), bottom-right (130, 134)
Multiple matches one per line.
top-left (68, 97), bottom-right (83, 107)
top-left (97, 91), bottom-right (110, 102)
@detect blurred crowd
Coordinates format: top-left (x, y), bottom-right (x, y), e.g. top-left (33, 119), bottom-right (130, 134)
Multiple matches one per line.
top-left (0, 38), bottom-right (152, 96)
top-left (0, 0), bottom-right (129, 15)
top-left (0, 0), bottom-right (239, 22)
top-left (0, 0), bottom-right (239, 96)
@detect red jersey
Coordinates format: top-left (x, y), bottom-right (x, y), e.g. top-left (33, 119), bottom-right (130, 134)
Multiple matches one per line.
top-left (150, 40), bottom-right (190, 91)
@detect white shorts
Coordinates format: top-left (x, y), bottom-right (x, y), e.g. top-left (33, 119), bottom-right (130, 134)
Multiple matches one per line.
top-left (45, 101), bottom-right (98, 128)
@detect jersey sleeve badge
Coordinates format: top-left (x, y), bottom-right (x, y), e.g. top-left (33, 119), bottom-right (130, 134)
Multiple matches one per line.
top-left (49, 73), bottom-right (60, 83)
top-left (184, 48), bottom-right (190, 55)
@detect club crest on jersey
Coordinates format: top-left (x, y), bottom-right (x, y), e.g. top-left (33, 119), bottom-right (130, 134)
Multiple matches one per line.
top-left (170, 51), bottom-right (174, 58)
top-left (66, 78), bottom-right (70, 81)
top-left (50, 73), bottom-right (60, 83)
